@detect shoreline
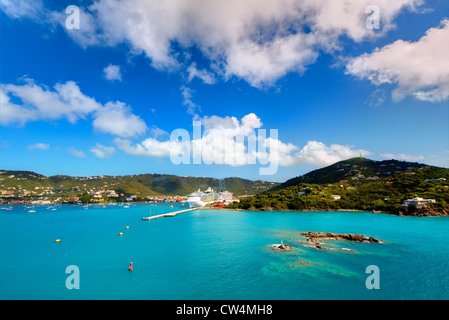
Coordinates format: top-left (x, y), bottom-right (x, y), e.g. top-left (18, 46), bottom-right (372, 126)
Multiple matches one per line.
top-left (206, 206), bottom-right (448, 217)
top-left (2, 203), bottom-right (446, 217)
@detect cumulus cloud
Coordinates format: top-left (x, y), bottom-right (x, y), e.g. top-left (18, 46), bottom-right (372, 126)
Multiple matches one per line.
top-left (90, 143), bottom-right (116, 159)
top-left (0, 87), bottom-right (37, 126)
top-left (115, 112), bottom-right (371, 169)
top-left (1, 78), bottom-right (148, 138)
top-left (115, 137), bottom-right (182, 158)
top-left (0, 79), bottom-right (102, 126)
top-left (346, 19), bottom-right (449, 102)
top-left (92, 101), bottom-right (148, 138)
top-left (103, 64), bottom-right (122, 81)
top-left (3, 0), bottom-right (421, 88)
top-left (293, 141), bottom-right (372, 167)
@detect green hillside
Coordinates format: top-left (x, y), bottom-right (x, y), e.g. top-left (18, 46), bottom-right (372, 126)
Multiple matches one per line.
top-left (229, 158), bottom-right (449, 216)
top-left (0, 170), bottom-right (279, 200)
top-left (272, 157), bottom-right (427, 189)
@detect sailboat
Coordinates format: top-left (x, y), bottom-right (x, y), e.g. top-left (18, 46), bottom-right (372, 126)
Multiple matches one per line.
top-left (28, 204), bottom-right (36, 213)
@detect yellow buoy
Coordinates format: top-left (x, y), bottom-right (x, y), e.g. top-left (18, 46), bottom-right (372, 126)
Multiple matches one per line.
top-left (119, 232), bottom-right (124, 236)
top-left (170, 205), bottom-right (173, 208)
top-left (126, 226), bottom-right (129, 229)
top-left (55, 239), bottom-right (61, 243)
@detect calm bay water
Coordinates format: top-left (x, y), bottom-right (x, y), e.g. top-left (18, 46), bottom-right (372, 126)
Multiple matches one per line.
top-left (1, 203), bottom-right (448, 300)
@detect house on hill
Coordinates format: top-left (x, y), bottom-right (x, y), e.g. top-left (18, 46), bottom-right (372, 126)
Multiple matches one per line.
top-left (401, 197), bottom-right (436, 209)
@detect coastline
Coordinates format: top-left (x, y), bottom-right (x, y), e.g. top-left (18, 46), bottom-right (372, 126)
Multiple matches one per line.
top-left (207, 206), bottom-right (448, 217)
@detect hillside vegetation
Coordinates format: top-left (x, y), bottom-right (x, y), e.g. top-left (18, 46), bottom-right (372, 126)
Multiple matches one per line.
top-left (228, 158), bottom-right (449, 216)
top-left (0, 170), bottom-right (279, 201)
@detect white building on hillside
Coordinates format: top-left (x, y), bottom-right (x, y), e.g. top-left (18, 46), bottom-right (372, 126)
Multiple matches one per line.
top-left (402, 197), bottom-right (436, 209)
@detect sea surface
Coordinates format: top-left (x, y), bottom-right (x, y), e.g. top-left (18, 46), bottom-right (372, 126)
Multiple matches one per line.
top-left (1, 203), bottom-right (448, 300)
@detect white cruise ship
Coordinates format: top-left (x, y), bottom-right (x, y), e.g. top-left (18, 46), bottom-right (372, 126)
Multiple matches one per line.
top-left (186, 187), bottom-right (218, 208)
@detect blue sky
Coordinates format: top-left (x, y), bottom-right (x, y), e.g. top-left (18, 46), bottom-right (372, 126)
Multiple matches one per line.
top-left (1, 0), bottom-right (448, 182)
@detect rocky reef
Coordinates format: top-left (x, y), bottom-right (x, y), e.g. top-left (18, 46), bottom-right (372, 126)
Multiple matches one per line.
top-left (301, 231), bottom-right (382, 244)
top-left (270, 240), bottom-right (293, 251)
top-left (298, 231), bottom-right (383, 252)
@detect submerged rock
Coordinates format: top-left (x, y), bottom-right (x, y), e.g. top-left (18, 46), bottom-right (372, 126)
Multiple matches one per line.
top-left (308, 244), bottom-right (356, 253)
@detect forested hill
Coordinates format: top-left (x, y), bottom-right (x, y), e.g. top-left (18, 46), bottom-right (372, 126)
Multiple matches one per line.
top-left (230, 158), bottom-right (449, 216)
top-left (271, 157), bottom-right (427, 190)
top-left (0, 170), bottom-right (279, 198)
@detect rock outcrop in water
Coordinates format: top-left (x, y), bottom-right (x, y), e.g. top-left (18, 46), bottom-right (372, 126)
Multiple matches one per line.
top-left (270, 240), bottom-right (293, 251)
top-left (301, 232), bottom-right (382, 244)
top-left (298, 231), bottom-right (383, 252)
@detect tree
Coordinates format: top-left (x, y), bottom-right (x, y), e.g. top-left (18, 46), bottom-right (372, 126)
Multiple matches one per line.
top-left (79, 193), bottom-right (92, 204)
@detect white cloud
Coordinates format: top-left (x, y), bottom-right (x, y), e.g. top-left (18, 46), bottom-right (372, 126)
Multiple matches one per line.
top-left (0, 0), bottom-right (45, 21)
top-left (1, 79), bottom-right (102, 126)
top-left (115, 137), bottom-right (182, 158)
top-left (90, 143), bottom-right (116, 159)
top-left (1, 78), bottom-right (149, 138)
top-left (0, 87), bottom-right (37, 126)
top-left (381, 153), bottom-right (425, 162)
top-left (92, 101), bottom-right (147, 137)
top-left (292, 141), bottom-right (372, 167)
top-left (346, 19), bottom-right (449, 102)
top-left (31, 0), bottom-right (421, 88)
top-left (2, 0), bottom-right (426, 88)
top-left (27, 143), bottom-right (50, 151)
top-left (68, 147), bottom-right (87, 158)
top-left (103, 64), bottom-right (122, 81)
top-left (187, 63), bottom-right (216, 84)
top-left (116, 112), bottom-right (370, 168)
top-left (180, 86), bottom-right (201, 116)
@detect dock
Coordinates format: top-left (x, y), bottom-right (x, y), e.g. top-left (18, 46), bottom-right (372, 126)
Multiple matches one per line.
top-left (141, 208), bottom-right (199, 221)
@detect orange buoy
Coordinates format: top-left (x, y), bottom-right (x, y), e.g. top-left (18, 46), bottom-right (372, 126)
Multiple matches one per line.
top-left (128, 262), bottom-right (133, 271)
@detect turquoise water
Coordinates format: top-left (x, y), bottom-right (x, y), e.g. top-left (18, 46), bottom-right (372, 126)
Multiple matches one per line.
top-left (1, 203), bottom-right (449, 299)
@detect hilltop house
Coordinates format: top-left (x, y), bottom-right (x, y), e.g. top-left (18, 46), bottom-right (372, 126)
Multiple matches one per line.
top-left (401, 197), bottom-right (436, 209)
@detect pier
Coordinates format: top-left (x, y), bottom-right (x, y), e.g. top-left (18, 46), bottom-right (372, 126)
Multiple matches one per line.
top-left (141, 208), bottom-right (199, 221)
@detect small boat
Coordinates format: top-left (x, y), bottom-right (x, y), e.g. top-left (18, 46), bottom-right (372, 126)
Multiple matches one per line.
top-left (28, 205), bottom-right (36, 213)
